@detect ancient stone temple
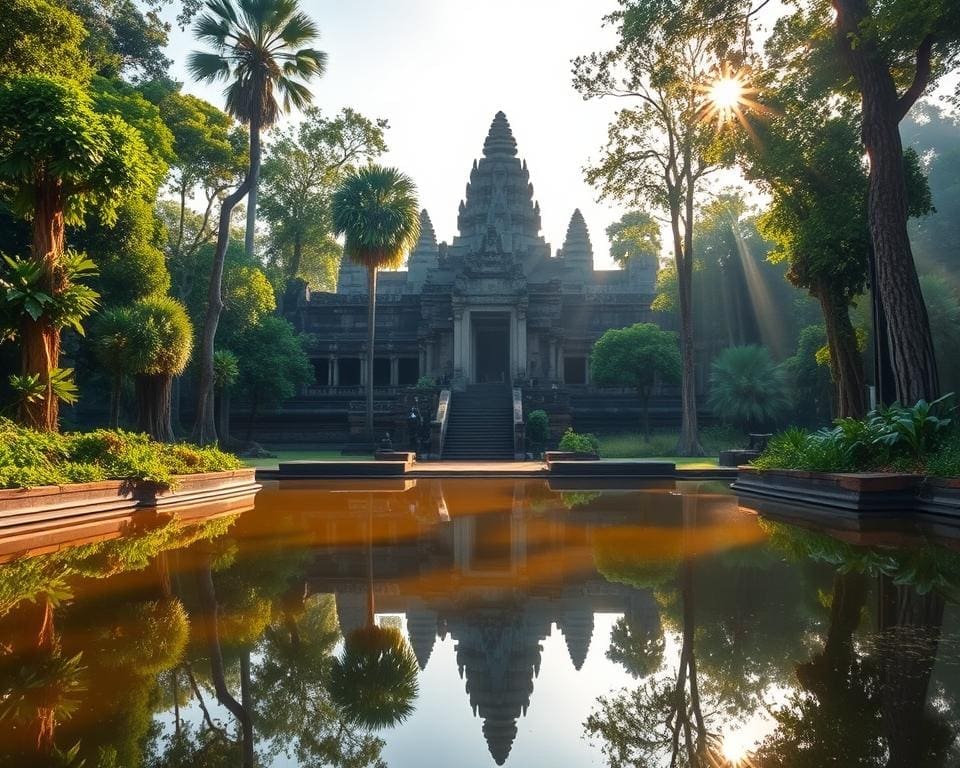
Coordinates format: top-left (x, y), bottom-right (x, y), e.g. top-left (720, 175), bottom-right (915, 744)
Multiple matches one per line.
top-left (276, 111), bottom-right (668, 445)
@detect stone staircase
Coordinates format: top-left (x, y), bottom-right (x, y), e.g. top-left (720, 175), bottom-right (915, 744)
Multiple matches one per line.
top-left (442, 384), bottom-right (515, 460)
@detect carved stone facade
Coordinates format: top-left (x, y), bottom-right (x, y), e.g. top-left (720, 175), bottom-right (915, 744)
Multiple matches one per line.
top-left (285, 112), bottom-right (659, 396)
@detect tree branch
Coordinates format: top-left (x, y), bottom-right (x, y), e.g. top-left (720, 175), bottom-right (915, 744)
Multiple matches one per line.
top-left (896, 34), bottom-right (935, 121)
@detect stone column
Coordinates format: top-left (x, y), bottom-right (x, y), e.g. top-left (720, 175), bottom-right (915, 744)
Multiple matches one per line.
top-left (461, 310), bottom-right (472, 384)
top-left (390, 356), bottom-right (399, 386)
top-left (425, 342), bottom-right (434, 378)
top-left (518, 311), bottom-right (528, 380)
top-left (418, 345), bottom-right (426, 379)
top-left (548, 338), bottom-right (557, 381)
top-left (557, 345), bottom-right (564, 384)
top-left (328, 356), bottom-right (335, 386)
top-left (360, 355), bottom-right (367, 386)
top-left (453, 311), bottom-right (463, 378)
top-left (509, 310), bottom-right (518, 381)
top-left (332, 357), bottom-right (339, 386)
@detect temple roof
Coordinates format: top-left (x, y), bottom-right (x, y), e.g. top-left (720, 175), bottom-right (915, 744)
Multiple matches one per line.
top-left (483, 111), bottom-right (519, 158)
top-left (560, 209), bottom-right (593, 266)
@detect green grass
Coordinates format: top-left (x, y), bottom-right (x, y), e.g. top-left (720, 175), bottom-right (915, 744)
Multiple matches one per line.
top-left (595, 427), bottom-right (737, 467)
top-left (241, 449), bottom-right (372, 469)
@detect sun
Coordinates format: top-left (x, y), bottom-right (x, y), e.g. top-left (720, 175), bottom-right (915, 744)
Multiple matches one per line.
top-left (709, 76), bottom-right (745, 112)
top-left (697, 63), bottom-right (760, 129)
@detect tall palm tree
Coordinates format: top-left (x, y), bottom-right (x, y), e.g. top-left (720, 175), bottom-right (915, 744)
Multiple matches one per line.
top-left (331, 166), bottom-right (420, 446)
top-left (187, 0), bottom-right (326, 444)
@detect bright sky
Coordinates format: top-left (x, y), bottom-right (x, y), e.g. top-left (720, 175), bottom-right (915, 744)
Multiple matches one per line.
top-left (162, 0), bottom-right (638, 269)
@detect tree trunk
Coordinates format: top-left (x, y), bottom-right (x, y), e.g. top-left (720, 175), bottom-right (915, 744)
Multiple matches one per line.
top-left (194, 117), bottom-right (261, 445)
top-left (833, 0), bottom-right (939, 404)
top-left (110, 372), bottom-right (122, 428)
top-left (194, 559), bottom-right (254, 768)
top-left (673, 194), bottom-right (703, 456)
top-left (217, 386), bottom-right (232, 447)
top-left (816, 284), bottom-right (867, 419)
top-left (171, 375), bottom-right (182, 437)
top-left (20, 179), bottom-right (66, 432)
top-left (244, 151), bottom-right (261, 260)
top-left (366, 267), bottom-right (378, 447)
top-left (291, 231), bottom-right (303, 281)
top-left (136, 373), bottom-right (175, 442)
top-left (878, 575), bottom-right (945, 768)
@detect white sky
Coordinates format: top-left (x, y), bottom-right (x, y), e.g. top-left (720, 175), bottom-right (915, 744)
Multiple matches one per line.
top-left (159, 0), bottom-right (650, 269)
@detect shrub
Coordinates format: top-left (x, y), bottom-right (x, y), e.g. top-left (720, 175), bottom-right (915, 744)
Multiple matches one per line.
top-left (415, 376), bottom-right (436, 389)
top-left (559, 428), bottom-right (600, 455)
top-left (0, 418), bottom-right (242, 489)
top-left (526, 410), bottom-right (549, 448)
top-left (752, 395), bottom-right (958, 476)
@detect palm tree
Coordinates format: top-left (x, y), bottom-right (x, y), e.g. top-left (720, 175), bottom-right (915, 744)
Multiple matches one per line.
top-left (708, 345), bottom-right (790, 434)
top-left (331, 166), bottom-right (420, 446)
top-left (187, 0), bottom-right (326, 445)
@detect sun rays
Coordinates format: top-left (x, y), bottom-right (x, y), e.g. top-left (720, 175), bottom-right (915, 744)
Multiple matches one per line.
top-left (698, 63), bottom-right (767, 130)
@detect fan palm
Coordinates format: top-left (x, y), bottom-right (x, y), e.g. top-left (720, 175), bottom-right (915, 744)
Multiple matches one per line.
top-left (331, 166), bottom-right (420, 444)
top-left (187, 0), bottom-right (326, 444)
top-left (708, 345), bottom-right (790, 433)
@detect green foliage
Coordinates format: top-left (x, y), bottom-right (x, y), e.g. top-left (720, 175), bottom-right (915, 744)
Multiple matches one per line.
top-left (219, 265), bottom-right (276, 344)
top-left (67, 0), bottom-right (172, 80)
top-left (920, 274), bottom-right (960, 394)
top-left (0, 418), bottom-right (241, 489)
top-left (213, 350), bottom-right (240, 390)
top-left (558, 428), bottom-right (600, 455)
top-left (606, 210), bottom-right (660, 269)
top-left (331, 165), bottom-right (421, 271)
top-left (0, 0), bottom-right (91, 81)
top-left (415, 376), bottom-right (436, 390)
top-left (0, 75), bottom-right (155, 228)
top-left (187, 0), bottom-right (327, 129)
top-left (74, 198), bottom-right (170, 305)
top-left (526, 409), bottom-right (550, 447)
top-left (753, 395), bottom-right (959, 476)
top-left (0, 251), bottom-right (99, 340)
top-left (235, 316), bottom-right (313, 409)
top-left (591, 323), bottom-right (681, 393)
top-left (8, 368), bottom-right (80, 413)
top-left (117, 296), bottom-right (193, 377)
top-left (708, 345), bottom-right (790, 431)
top-left (261, 107), bottom-right (388, 287)
top-left (782, 325), bottom-right (834, 427)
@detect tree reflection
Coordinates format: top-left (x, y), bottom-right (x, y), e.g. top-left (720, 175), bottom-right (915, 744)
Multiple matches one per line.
top-left (329, 493), bottom-right (420, 732)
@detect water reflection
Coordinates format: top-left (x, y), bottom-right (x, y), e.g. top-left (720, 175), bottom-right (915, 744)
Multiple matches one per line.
top-left (0, 479), bottom-right (956, 767)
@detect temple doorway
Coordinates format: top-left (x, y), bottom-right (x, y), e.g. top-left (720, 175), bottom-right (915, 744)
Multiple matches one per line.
top-left (472, 313), bottom-right (511, 384)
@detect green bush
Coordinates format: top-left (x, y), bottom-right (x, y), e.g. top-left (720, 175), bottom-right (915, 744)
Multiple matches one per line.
top-left (526, 410), bottom-right (550, 448)
top-left (0, 418), bottom-right (243, 489)
top-left (558, 428), bottom-right (600, 455)
top-left (753, 395), bottom-right (958, 477)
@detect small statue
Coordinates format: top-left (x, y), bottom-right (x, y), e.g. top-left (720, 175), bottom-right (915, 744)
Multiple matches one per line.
top-left (380, 432), bottom-right (393, 450)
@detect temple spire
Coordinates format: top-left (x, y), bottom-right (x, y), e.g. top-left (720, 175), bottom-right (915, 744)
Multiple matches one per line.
top-left (483, 111), bottom-right (518, 158)
top-left (560, 209), bottom-right (593, 267)
top-left (406, 209), bottom-right (440, 290)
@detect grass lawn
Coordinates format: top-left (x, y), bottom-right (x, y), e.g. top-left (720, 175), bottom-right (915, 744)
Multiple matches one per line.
top-left (595, 430), bottom-right (736, 468)
top-left (241, 449), bottom-right (371, 469)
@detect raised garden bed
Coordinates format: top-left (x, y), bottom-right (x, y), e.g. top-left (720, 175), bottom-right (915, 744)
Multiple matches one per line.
top-left (544, 451), bottom-right (599, 463)
top-left (0, 469), bottom-right (260, 546)
top-left (733, 466), bottom-right (931, 515)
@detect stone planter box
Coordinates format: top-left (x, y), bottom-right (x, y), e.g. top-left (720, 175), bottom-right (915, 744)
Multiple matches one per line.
top-left (374, 451), bottom-right (416, 464)
top-left (544, 451), bottom-right (599, 463)
top-left (916, 477), bottom-right (960, 519)
top-left (0, 469), bottom-right (260, 545)
top-left (733, 466), bottom-right (919, 513)
top-left (549, 460), bottom-right (676, 477)
top-left (719, 449), bottom-right (760, 467)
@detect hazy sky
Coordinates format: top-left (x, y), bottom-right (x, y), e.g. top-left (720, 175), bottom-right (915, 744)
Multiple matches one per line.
top-left (162, 0), bottom-right (645, 269)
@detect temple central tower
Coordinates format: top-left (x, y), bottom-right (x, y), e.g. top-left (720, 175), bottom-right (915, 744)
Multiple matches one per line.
top-left (450, 111), bottom-right (550, 267)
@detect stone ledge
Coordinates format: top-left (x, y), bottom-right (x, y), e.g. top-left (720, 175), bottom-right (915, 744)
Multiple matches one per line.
top-left (277, 460), bottom-right (408, 478)
top-left (548, 460), bottom-right (676, 477)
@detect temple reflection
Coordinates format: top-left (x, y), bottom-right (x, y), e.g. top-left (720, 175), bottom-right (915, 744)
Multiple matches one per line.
top-left (249, 479), bottom-right (750, 764)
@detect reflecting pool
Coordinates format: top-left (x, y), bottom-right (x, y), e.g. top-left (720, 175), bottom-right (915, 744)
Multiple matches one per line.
top-left (1, 478), bottom-right (959, 767)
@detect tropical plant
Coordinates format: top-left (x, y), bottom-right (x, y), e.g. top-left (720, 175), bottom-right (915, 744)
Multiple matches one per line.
top-left (331, 165), bottom-right (420, 445)
top-left (590, 323), bottom-right (681, 438)
top-left (558, 428), bottom-right (600, 455)
top-left (0, 74), bottom-right (154, 431)
top-left (708, 345), bottom-right (790, 433)
top-left (92, 305), bottom-right (137, 427)
top-left (213, 349), bottom-right (240, 445)
top-left (187, 0), bottom-right (327, 444)
top-left (526, 409), bottom-right (549, 454)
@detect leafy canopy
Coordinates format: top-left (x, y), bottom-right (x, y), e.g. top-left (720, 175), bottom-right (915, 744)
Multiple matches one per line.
top-left (0, 0), bottom-right (91, 81)
top-left (331, 165), bottom-right (421, 271)
top-left (708, 345), bottom-right (790, 431)
top-left (0, 75), bottom-right (156, 228)
top-left (590, 323), bottom-right (681, 394)
top-left (606, 210), bottom-right (660, 269)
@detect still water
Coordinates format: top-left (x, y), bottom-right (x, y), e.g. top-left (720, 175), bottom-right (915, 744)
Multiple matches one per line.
top-left (1, 478), bottom-right (959, 767)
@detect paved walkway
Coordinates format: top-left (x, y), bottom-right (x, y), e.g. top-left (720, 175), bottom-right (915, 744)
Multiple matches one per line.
top-left (408, 460), bottom-right (547, 477)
